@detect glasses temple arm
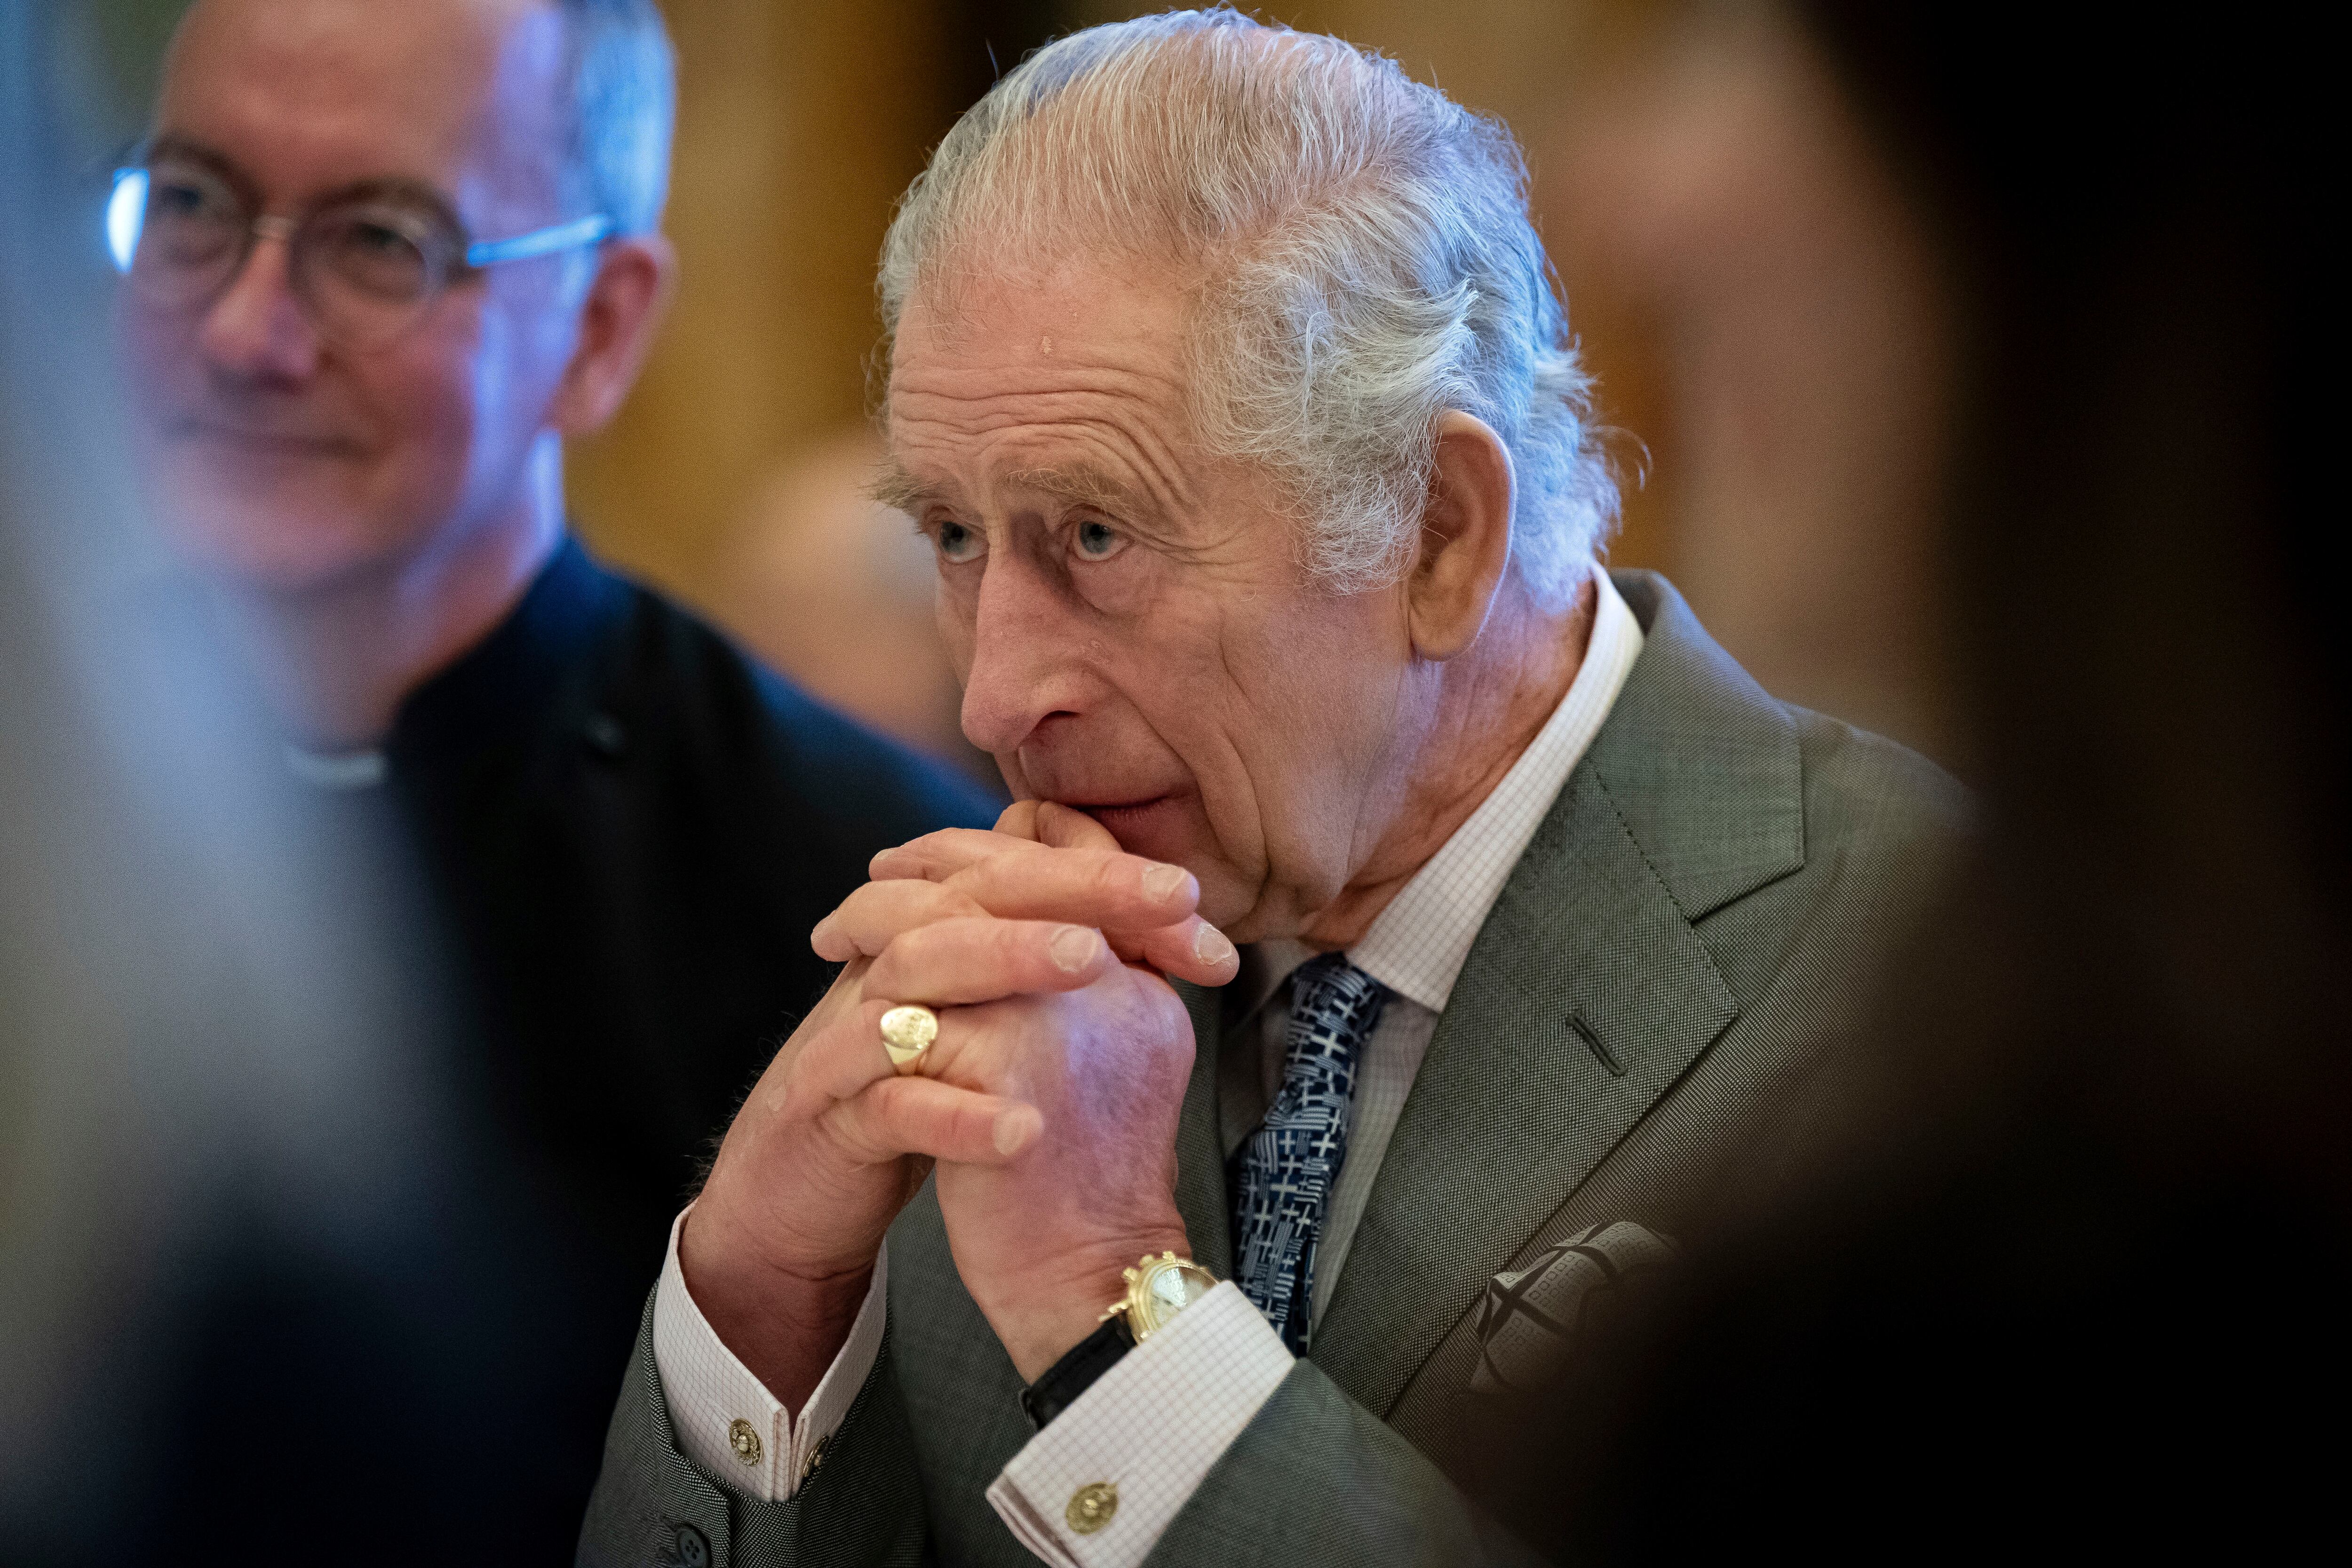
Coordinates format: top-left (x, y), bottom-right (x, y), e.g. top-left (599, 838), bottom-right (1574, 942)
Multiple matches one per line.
top-left (464, 213), bottom-right (614, 269)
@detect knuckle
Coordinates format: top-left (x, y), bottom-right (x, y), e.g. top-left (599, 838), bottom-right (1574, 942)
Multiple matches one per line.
top-left (985, 918), bottom-right (1027, 956)
top-left (1136, 975), bottom-right (1190, 1036)
top-left (885, 919), bottom-right (951, 967)
top-left (841, 880), bottom-right (910, 921)
top-left (955, 856), bottom-right (1012, 906)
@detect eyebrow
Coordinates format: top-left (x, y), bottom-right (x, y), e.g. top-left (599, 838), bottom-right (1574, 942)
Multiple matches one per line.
top-left (1006, 464), bottom-right (1157, 518)
top-left (143, 135), bottom-right (464, 229)
top-left (867, 457), bottom-right (1156, 520)
top-left (868, 456), bottom-right (934, 515)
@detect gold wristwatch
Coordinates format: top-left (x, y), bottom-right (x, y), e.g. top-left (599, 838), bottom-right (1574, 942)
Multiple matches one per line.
top-left (1101, 1250), bottom-right (1220, 1342)
top-left (1023, 1252), bottom-right (1219, 1430)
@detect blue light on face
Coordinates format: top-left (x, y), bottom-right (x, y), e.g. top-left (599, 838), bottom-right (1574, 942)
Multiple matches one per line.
top-left (107, 168), bottom-right (147, 274)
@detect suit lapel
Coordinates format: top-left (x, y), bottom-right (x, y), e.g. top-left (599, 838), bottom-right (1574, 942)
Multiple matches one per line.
top-left (1307, 763), bottom-right (1740, 1412)
top-left (1172, 979), bottom-right (1234, 1276)
top-left (1307, 571), bottom-right (1797, 1417)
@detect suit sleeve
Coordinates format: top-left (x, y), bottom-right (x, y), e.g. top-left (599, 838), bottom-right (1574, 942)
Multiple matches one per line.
top-left (576, 1291), bottom-right (931, 1568)
top-left (1144, 1361), bottom-right (1549, 1568)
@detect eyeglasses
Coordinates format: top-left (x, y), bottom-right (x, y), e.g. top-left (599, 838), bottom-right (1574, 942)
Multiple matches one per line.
top-left (107, 151), bottom-right (613, 349)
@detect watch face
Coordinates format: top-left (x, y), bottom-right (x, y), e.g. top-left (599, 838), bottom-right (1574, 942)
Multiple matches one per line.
top-left (1137, 1261), bottom-right (1216, 1333)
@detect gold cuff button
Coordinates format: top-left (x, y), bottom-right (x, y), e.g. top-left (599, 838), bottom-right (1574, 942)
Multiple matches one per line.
top-left (1066, 1480), bottom-right (1119, 1534)
top-left (727, 1418), bottom-right (763, 1466)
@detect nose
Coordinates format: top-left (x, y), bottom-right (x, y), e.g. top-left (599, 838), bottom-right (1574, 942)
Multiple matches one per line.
top-left (194, 230), bottom-right (322, 383)
top-left (957, 550), bottom-right (1095, 757)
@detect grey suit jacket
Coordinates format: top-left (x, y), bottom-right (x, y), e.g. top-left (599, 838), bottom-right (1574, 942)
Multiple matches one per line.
top-left (577, 572), bottom-right (1967, 1567)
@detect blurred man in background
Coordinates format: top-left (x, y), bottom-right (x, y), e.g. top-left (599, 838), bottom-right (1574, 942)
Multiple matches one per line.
top-left (105, 0), bottom-right (997, 1535)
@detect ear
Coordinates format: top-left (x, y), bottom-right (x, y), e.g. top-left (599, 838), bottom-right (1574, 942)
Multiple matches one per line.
top-left (1407, 411), bottom-right (1516, 661)
top-left (547, 232), bottom-right (677, 438)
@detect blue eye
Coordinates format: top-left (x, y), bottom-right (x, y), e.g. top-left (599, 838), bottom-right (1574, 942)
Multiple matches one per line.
top-left (933, 520), bottom-right (984, 563)
top-left (1074, 520), bottom-right (1125, 560)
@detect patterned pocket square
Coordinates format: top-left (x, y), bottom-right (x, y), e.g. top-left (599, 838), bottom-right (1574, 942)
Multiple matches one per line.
top-left (1469, 1220), bottom-right (1678, 1394)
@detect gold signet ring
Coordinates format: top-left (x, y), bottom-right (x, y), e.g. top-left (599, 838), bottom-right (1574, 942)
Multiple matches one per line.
top-left (878, 1004), bottom-right (939, 1074)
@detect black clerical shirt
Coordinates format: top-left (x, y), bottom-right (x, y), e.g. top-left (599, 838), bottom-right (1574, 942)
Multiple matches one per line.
top-left (313, 538), bottom-right (998, 1539)
top-left (391, 537), bottom-right (992, 1252)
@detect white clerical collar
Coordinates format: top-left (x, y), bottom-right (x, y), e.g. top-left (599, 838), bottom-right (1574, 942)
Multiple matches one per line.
top-left (1345, 568), bottom-right (1644, 1013)
top-left (283, 743), bottom-right (389, 790)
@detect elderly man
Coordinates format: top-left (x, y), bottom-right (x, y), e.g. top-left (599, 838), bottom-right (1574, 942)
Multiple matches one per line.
top-left (583, 11), bottom-right (1962, 1566)
top-left (109, 0), bottom-right (995, 1536)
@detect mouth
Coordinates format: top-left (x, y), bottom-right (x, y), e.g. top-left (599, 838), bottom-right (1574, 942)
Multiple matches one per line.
top-left (173, 420), bottom-right (359, 458)
top-left (1071, 795), bottom-right (1168, 820)
top-left (1052, 793), bottom-right (1188, 844)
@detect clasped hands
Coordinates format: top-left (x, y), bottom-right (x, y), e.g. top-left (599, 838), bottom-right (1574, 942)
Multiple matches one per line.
top-left (681, 802), bottom-right (1241, 1409)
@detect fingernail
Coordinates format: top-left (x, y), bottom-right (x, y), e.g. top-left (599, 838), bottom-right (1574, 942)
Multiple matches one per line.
top-left (1050, 924), bottom-right (1101, 972)
top-left (1143, 862), bottom-right (1188, 902)
top-left (1193, 923), bottom-right (1236, 966)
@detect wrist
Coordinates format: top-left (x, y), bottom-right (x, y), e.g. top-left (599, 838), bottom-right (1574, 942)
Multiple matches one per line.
top-left (986, 1228), bottom-right (1192, 1383)
top-left (679, 1204), bottom-right (876, 1410)
top-left (1020, 1315), bottom-right (1134, 1430)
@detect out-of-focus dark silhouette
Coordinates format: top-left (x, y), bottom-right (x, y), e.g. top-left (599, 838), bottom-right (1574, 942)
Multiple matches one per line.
top-left (6, 0), bottom-right (999, 1558)
top-left (1467, 3), bottom-right (2344, 1557)
top-left (3, 9), bottom-right (540, 1557)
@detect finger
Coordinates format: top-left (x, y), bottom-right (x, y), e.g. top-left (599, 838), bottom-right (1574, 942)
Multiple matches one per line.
top-left (811, 878), bottom-right (989, 962)
top-left (993, 799), bottom-right (1046, 841)
top-left (945, 843), bottom-right (1200, 931)
top-left (779, 992), bottom-right (915, 1108)
top-left (869, 800), bottom-right (1150, 882)
top-left (870, 827), bottom-right (1032, 883)
top-left (865, 917), bottom-right (1115, 1006)
top-left (874, 834), bottom-right (1204, 935)
top-left (755, 955), bottom-right (874, 1089)
top-left (1113, 915), bottom-right (1240, 987)
top-left (822, 1075), bottom-right (1043, 1166)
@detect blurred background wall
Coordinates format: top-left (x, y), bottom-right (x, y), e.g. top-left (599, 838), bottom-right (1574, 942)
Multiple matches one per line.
top-left (63, 0), bottom-right (1961, 778)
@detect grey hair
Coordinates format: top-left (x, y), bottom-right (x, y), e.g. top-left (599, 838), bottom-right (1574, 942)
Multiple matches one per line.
top-left (878, 8), bottom-right (1617, 608)
top-left (553, 0), bottom-right (674, 236)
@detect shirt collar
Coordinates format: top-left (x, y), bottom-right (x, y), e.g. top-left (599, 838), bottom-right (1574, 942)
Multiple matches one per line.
top-left (1344, 568), bottom-right (1645, 1012)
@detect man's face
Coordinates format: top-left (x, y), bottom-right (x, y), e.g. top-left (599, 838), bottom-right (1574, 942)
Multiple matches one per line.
top-left (888, 263), bottom-right (1423, 939)
top-left (117, 0), bottom-right (588, 592)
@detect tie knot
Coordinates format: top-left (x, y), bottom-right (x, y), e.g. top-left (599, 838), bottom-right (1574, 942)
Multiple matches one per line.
top-left (1291, 952), bottom-right (1386, 1035)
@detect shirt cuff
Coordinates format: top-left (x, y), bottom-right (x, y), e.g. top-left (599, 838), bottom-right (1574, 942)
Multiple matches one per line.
top-left (649, 1204), bottom-right (889, 1502)
top-left (985, 1281), bottom-right (1293, 1568)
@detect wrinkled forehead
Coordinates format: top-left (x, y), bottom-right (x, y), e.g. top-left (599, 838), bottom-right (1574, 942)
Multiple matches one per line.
top-left (882, 256), bottom-right (1210, 501)
top-left (157, 0), bottom-right (568, 207)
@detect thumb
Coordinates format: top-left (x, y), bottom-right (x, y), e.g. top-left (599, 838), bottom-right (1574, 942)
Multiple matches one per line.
top-left (993, 799), bottom-right (1047, 841)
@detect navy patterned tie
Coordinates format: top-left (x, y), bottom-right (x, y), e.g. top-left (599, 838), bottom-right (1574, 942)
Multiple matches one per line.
top-left (1229, 953), bottom-right (1390, 1353)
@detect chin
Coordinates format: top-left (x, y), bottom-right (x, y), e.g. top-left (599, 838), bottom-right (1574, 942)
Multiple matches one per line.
top-left (167, 511), bottom-right (403, 596)
top-left (151, 469), bottom-right (409, 594)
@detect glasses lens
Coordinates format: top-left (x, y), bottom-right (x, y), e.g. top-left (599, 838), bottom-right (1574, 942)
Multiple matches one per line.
top-left (298, 202), bottom-right (450, 346)
top-left (128, 159), bottom-right (247, 307)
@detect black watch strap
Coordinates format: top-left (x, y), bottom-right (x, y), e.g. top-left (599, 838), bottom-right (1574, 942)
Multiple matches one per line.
top-left (1019, 1314), bottom-right (1136, 1430)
